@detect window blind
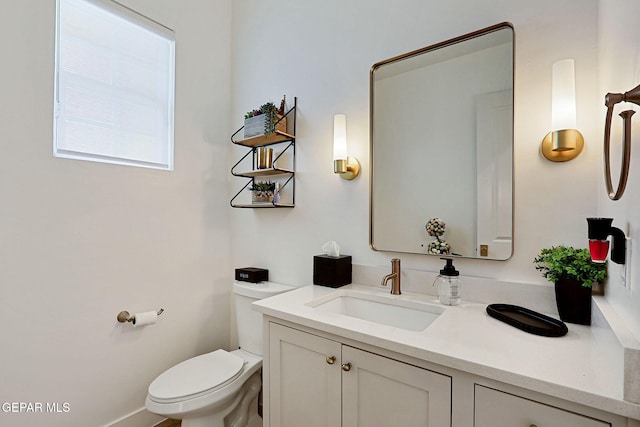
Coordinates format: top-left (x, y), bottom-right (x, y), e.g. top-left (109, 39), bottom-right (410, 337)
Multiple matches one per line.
top-left (54, 0), bottom-right (175, 170)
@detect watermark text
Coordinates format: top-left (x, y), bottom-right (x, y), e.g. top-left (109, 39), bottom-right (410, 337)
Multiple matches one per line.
top-left (2, 402), bottom-right (70, 413)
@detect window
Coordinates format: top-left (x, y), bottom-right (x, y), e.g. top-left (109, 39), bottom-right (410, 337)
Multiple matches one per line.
top-left (54, 0), bottom-right (175, 170)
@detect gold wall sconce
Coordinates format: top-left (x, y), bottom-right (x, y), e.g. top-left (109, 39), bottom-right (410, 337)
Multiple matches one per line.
top-left (333, 114), bottom-right (360, 180)
top-left (603, 83), bottom-right (639, 200)
top-left (541, 59), bottom-right (584, 162)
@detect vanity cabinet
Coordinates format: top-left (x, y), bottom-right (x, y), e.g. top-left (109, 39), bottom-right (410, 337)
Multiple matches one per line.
top-left (263, 319), bottom-right (631, 427)
top-left (267, 322), bottom-right (452, 427)
top-left (474, 385), bottom-right (611, 427)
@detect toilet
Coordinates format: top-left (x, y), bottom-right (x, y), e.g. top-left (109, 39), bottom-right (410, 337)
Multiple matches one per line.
top-left (145, 281), bottom-right (293, 427)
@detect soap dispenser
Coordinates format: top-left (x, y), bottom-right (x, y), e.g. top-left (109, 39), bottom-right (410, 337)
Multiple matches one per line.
top-left (434, 258), bottom-right (462, 306)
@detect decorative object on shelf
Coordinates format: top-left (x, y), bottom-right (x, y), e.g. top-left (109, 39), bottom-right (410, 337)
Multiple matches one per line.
top-left (244, 97), bottom-right (288, 138)
top-left (587, 217), bottom-right (626, 264)
top-left (602, 83), bottom-right (639, 200)
top-left (333, 114), bottom-right (360, 180)
top-left (272, 182), bottom-right (281, 204)
top-left (250, 180), bottom-right (276, 203)
top-left (425, 218), bottom-right (450, 255)
top-left (533, 245), bottom-right (607, 325)
top-left (256, 147), bottom-right (273, 169)
top-left (541, 59), bottom-right (584, 162)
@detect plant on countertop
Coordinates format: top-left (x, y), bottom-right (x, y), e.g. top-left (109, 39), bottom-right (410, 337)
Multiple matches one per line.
top-left (533, 245), bottom-right (607, 287)
top-left (244, 99), bottom-right (285, 136)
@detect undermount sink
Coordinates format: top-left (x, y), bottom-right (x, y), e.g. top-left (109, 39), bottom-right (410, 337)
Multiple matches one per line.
top-left (307, 289), bottom-right (444, 331)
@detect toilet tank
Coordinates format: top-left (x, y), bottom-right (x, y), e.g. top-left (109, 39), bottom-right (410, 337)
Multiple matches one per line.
top-left (233, 281), bottom-right (293, 355)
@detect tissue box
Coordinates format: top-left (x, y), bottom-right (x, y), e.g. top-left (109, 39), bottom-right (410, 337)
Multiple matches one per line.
top-left (313, 255), bottom-right (352, 288)
top-left (235, 267), bottom-right (269, 283)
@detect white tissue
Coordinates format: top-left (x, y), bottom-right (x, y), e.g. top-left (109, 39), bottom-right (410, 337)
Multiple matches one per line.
top-left (322, 241), bottom-right (341, 257)
top-left (132, 311), bottom-right (158, 327)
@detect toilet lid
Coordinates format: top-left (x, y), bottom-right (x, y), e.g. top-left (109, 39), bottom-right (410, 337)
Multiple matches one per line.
top-left (148, 349), bottom-right (244, 401)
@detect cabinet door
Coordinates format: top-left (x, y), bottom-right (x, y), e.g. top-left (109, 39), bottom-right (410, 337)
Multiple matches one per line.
top-left (342, 345), bottom-right (452, 427)
top-left (474, 385), bottom-right (610, 427)
top-left (269, 323), bottom-right (342, 427)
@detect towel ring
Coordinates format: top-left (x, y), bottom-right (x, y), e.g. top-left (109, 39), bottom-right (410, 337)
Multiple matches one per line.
top-left (603, 84), bottom-right (640, 201)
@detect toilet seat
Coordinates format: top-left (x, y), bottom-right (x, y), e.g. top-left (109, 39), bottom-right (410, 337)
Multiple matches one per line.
top-left (148, 349), bottom-right (245, 404)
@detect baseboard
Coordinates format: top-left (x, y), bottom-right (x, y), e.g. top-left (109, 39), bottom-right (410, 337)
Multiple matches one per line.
top-left (105, 406), bottom-right (165, 427)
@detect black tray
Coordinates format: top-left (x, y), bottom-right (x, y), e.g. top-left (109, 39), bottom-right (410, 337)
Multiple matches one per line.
top-left (486, 304), bottom-right (568, 337)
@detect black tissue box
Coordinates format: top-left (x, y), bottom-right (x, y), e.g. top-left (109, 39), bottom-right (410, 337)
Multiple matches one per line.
top-left (235, 267), bottom-right (269, 283)
top-left (313, 255), bottom-right (352, 288)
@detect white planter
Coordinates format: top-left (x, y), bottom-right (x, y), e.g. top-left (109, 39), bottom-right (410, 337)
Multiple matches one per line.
top-left (244, 114), bottom-right (287, 139)
top-left (251, 191), bottom-right (274, 203)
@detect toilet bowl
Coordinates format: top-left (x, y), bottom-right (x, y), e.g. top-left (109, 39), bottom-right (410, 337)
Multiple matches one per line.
top-left (146, 349), bottom-right (262, 427)
top-left (145, 281), bottom-right (293, 427)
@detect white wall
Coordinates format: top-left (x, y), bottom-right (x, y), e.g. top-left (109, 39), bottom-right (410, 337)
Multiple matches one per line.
top-left (598, 0), bottom-right (640, 341)
top-left (230, 1), bottom-right (600, 288)
top-left (0, 1), bottom-right (232, 426)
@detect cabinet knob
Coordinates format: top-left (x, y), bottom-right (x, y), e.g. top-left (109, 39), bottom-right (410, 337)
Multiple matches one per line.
top-left (326, 356), bottom-right (336, 365)
top-left (341, 363), bottom-right (352, 372)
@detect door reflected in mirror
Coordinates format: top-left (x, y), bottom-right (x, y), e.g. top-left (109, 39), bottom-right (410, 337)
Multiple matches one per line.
top-left (370, 23), bottom-right (514, 260)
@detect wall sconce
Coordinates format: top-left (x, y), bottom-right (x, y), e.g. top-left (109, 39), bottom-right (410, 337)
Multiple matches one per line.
top-left (333, 114), bottom-right (360, 180)
top-left (587, 217), bottom-right (626, 264)
top-left (602, 83), bottom-right (640, 200)
top-left (541, 59), bottom-right (584, 162)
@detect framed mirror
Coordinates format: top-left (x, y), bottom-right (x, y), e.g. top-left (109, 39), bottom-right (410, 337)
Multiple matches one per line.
top-left (370, 23), bottom-right (514, 260)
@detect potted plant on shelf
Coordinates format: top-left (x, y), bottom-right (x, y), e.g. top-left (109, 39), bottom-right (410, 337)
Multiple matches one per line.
top-left (249, 180), bottom-right (276, 203)
top-left (533, 245), bottom-right (607, 325)
top-left (243, 97), bottom-right (287, 138)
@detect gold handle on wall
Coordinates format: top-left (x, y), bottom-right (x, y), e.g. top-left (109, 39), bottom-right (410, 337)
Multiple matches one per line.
top-left (341, 363), bottom-right (351, 372)
top-left (326, 356), bottom-right (336, 365)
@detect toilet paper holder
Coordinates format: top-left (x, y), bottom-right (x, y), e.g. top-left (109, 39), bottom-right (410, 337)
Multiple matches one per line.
top-left (117, 308), bottom-right (164, 323)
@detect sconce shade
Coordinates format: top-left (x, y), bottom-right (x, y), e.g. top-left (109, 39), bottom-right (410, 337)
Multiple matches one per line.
top-left (542, 59), bottom-right (583, 162)
top-left (333, 114), bottom-right (347, 161)
top-left (551, 59), bottom-right (577, 132)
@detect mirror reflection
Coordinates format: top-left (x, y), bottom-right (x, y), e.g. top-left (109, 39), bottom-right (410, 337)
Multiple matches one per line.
top-left (370, 23), bottom-right (514, 260)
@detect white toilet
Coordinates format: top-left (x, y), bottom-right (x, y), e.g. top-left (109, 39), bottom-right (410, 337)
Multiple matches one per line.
top-left (145, 281), bottom-right (292, 427)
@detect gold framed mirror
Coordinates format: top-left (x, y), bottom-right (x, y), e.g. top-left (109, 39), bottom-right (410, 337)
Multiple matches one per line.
top-left (370, 23), bottom-right (514, 260)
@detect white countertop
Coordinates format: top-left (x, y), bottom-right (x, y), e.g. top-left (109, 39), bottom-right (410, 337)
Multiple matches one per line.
top-left (253, 283), bottom-right (640, 420)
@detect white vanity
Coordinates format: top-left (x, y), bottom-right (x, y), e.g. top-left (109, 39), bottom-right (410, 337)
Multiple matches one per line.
top-left (253, 284), bottom-right (640, 427)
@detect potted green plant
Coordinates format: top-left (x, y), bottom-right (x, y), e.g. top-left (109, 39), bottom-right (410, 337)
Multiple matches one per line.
top-left (249, 180), bottom-right (276, 203)
top-left (533, 245), bottom-right (607, 325)
top-left (243, 98), bottom-right (287, 138)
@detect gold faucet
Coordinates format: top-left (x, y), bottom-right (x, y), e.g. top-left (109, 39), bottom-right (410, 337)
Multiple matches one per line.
top-left (381, 258), bottom-right (401, 295)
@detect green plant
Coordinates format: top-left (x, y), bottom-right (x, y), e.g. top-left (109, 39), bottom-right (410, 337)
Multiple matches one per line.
top-left (250, 180), bottom-right (276, 193)
top-left (533, 245), bottom-right (607, 287)
top-left (245, 102), bottom-right (281, 136)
